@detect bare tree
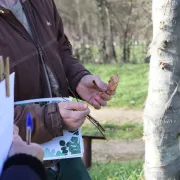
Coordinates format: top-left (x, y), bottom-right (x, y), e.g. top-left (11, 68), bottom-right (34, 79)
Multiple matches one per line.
top-left (105, 2), bottom-right (117, 62)
top-left (108, 0), bottom-right (142, 63)
top-left (144, 0), bottom-right (180, 179)
top-left (54, 0), bottom-right (152, 63)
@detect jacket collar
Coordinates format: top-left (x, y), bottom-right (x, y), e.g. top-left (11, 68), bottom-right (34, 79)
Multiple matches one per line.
top-left (0, 0), bottom-right (28, 13)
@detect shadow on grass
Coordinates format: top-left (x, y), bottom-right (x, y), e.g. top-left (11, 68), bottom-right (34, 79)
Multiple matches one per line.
top-left (82, 122), bottom-right (143, 140)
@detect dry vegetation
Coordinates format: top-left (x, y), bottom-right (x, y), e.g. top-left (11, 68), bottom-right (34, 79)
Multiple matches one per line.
top-left (55, 0), bottom-right (152, 64)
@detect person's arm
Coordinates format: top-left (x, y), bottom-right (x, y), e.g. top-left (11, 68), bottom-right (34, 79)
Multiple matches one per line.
top-left (50, 1), bottom-right (117, 110)
top-left (0, 154), bottom-right (47, 180)
top-left (51, 0), bottom-right (91, 97)
top-left (14, 103), bottom-right (63, 144)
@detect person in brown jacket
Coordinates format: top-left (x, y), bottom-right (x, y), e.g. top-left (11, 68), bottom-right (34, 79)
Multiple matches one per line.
top-left (0, 0), bottom-right (116, 180)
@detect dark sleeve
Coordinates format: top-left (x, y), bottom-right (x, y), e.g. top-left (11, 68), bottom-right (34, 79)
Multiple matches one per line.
top-left (51, 0), bottom-right (91, 97)
top-left (14, 103), bottom-right (63, 144)
top-left (0, 154), bottom-right (47, 180)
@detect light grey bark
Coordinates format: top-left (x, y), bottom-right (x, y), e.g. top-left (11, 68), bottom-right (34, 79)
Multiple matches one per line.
top-left (75, 0), bottom-right (86, 62)
top-left (144, 0), bottom-right (180, 179)
top-left (105, 6), bottom-right (117, 62)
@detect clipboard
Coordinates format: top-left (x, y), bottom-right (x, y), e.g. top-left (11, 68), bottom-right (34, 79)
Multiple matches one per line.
top-left (0, 56), bottom-right (10, 97)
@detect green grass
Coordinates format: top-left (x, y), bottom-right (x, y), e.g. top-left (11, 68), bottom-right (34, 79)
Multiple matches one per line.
top-left (89, 160), bottom-right (144, 180)
top-left (84, 63), bottom-right (149, 109)
top-left (82, 122), bottom-right (143, 140)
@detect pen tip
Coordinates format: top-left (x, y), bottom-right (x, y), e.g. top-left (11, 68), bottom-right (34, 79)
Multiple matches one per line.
top-left (26, 113), bottom-right (33, 131)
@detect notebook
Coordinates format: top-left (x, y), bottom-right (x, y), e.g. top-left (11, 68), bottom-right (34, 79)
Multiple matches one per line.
top-left (15, 97), bottom-right (84, 160)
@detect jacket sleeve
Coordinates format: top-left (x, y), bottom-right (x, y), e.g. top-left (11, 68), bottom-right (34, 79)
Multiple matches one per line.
top-left (51, 0), bottom-right (91, 98)
top-left (14, 103), bottom-right (63, 144)
top-left (0, 154), bottom-right (47, 180)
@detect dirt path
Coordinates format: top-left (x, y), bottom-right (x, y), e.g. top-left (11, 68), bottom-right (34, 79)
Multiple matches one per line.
top-left (92, 140), bottom-right (144, 162)
top-left (88, 107), bottom-right (143, 124)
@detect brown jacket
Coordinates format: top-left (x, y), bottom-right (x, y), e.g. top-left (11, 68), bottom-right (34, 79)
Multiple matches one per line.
top-left (0, 0), bottom-right (90, 143)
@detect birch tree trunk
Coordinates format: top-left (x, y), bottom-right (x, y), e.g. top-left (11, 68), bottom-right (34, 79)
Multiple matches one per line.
top-left (105, 5), bottom-right (116, 62)
top-left (144, 0), bottom-right (180, 179)
top-left (75, 0), bottom-right (86, 62)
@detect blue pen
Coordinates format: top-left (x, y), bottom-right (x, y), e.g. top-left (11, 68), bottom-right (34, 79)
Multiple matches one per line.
top-left (26, 113), bottom-right (33, 145)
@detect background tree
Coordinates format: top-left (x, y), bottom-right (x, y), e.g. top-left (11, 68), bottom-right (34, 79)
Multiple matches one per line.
top-left (54, 0), bottom-right (152, 63)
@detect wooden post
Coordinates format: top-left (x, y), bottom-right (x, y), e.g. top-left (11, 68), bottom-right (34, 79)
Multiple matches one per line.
top-left (82, 135), bottom-right (106, 168)
top-left (83, 136), bottom-right (92, 168)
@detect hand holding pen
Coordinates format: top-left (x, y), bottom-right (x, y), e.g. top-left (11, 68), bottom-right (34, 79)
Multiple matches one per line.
top-left (9, 134), bottom-right (44, 162)
top-left (9, 122), bottom-right (44, 162)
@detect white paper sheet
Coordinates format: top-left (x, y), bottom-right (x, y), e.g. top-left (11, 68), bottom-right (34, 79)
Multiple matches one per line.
top-left (0, 73), bottom-right (15, 175)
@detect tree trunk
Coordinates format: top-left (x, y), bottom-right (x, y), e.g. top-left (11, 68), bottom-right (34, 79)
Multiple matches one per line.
top-left (127, 43), bottom-right (130, 63)
top-left (123, 40), bottom-right (127, 63)
top-left (122, 32), bottom-right (128, 63)
top-left (105, 6), bottom-right (117, 63)
top-left (97, 0), bottom-right (115, 63)
top-left (75, 0), bottom-right (86, 63)
top-left (99, 0), bottom-right (108, 63)
top-left (144, 0), bottom-right (180, 179)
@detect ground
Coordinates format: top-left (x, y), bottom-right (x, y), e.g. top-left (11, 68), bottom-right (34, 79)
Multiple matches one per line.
top-left (86, 107), bottom-right (144, 162)
top-left (92, 139), bottom-right (144, 162)
top-left (89, 107), bottom-right (143, 124)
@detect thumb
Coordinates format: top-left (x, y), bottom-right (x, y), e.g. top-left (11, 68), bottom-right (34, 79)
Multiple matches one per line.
top-left (64, 102), bottom-right (88, 111)
top-left (93, 76), bottom-right (108, 92)
top-left (13, 125), bottom-right (19, 135)
top-left (30, 143), bottom-right (44, 162)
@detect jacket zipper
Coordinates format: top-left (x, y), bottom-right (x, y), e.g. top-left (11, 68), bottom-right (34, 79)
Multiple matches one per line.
top-left (37, 45), bottom-right (52, 97)
top-left (22, 2), bottom-right (52, 97)
top-left (22, 1), bottom-right (73, 99)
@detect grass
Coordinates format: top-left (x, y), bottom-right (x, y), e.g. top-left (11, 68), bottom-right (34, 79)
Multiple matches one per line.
top-left (89, 160), bottom-right (144, 180)
top-left (84, 63), bottom-right (149, 109)
top-left (82, 122), bottom-right (143, 140)
top-left (78, 63), bottom-right (146, 179)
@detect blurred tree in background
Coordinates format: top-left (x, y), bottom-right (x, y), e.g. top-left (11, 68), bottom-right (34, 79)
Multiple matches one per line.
top-left (54, 0), bottom-right (152, 64)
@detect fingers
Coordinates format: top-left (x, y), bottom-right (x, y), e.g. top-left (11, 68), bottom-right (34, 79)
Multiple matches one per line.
top-left (106, 90), bottom-right (116, 95)
top-left (10, 135), bottom-right (44, 161)
top-left (89, 91), bottom-right (115, 109)
top-left (60, 102), bottom-right (88, 111)
top-left (13, 134), bottom-right (22, 142)
top-left (88, 94), bottom-right (102, 110)
top-left (100, 93), bottom-right (111, 101)
top-left (93, 76), bottom-right (108, 92)
top-left (91, 99), bottom-right (101, 110)
top-left (31, 143), bottom-right (44, 162)
top-left (94, 96), bottom-right (107, 106)
top-left (69, 108), bottom-right (90, 130)
top-left (72, 108), bottom-right (90, 119)
top-left (89, 93), bottom-right (109, 109)
top-left (9, 135), bottom-right (22, 157)
top-left (13, 125), bottom-right (19, 135)
top-left (59, 102), bottom-right (90, 131)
